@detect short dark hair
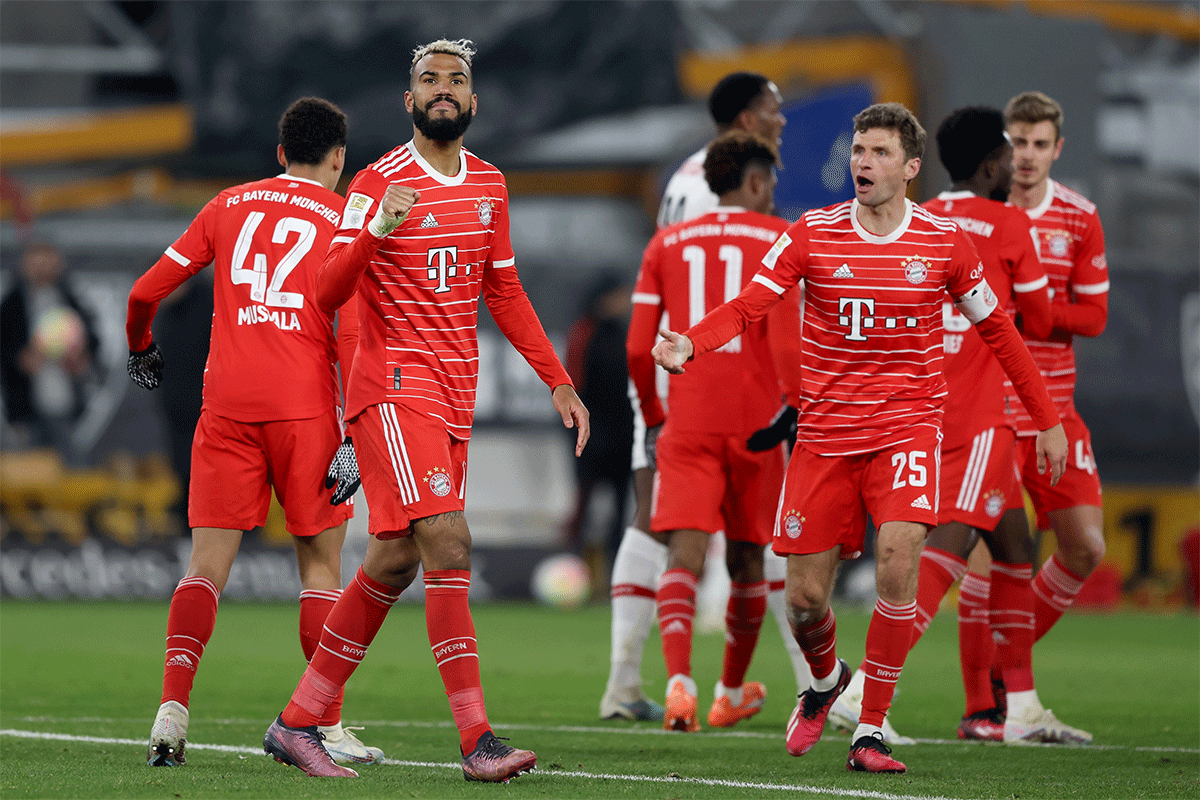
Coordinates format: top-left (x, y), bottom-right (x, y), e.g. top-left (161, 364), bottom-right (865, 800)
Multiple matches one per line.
top-left (853, 102), bottom-right (926, 161)
top-left (1005, 91), bottom-right (1064, 140)
top-left (278, 97), bottom-right (347, 166)
top-left (708, 72), bottom-right (771, 128)
top-left (703, 130), bottom-right (779, 196)
top-left (936, 107), bottom-right (1009, 182)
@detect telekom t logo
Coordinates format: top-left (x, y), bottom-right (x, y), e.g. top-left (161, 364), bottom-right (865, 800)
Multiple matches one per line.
top-left (838, 297), bottom-right (874, 341)
top-left (427, 246), bottom-right (469, 293)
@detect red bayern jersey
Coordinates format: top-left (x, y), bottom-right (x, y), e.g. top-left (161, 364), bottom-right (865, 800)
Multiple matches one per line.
top-left (628, 207), bottom-right (790, 434)
top-left (328, 141), bottom-right (568, 438)
top-left (688, 199), bottom-right (999, 456)
top-left (923, 191), bottom-right (1050, 448)
top-left (1004, 179), bottom-right (1108, 435)
top-left (127, 174), bottom-right (343, 422)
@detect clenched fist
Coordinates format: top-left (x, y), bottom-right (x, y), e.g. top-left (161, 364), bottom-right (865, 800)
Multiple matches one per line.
top-left (368, 184), bottom-right (421, 238)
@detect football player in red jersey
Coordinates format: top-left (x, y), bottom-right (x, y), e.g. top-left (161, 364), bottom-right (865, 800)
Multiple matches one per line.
top-left (128, 98), bottom-right (385, 770)
top-left (654, 103), bottom-right (1068, 773)
top-left (602, 71), bottom-right (811, 727)
top-left (829, 106), bottom-right (1090, 745)
top-left (1001, 90), bottom-right (1108, 648)
top-left (628, 131), bottom-right (794, 732)
top-left (263, 39), bottom-right (588, 783)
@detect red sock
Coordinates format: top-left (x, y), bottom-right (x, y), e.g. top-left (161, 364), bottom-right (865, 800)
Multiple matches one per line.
top-left (792, 607), bottom-right (838, 682)
top-left (720, 581), bottom-right (767, 689)
top-left (161, 576), bottom-right (220, 706)
top-left (424, 569), bottom-right (490, 754)
top-left (657, 568), bottom-right (698, 680)
top-left (860, 598), bottom-right (916, 727)
top-left (299, 589), bottom-right (345, 727)
top-left (990, 562), bottom-right (1034, 693)
top-left (958, 571), bottom-right (996, 715)
top-left (1032, 554), bottom-right (1086, 643)
top-left (283, 568), bottom-right (398, 728)
top-left (911, 548), bottom-right (968, 650)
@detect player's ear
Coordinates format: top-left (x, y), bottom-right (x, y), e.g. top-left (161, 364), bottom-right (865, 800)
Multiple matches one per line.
top-left (904, 156), bottom-right (921, 182)
top-left (277, 144), bottom-right (287, 169)
top-left (1052, 135), bottom-right (1064, 161)
top-left (470, 93), bottom-right (478, 116)
top-left (404, 90), bottom-right (414, 114)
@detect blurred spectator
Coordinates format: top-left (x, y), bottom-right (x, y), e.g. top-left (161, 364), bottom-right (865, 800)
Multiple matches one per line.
top-left (0, 238), bottom-right (100, 459)
top-left (562, 271), bottom-right (635, 568)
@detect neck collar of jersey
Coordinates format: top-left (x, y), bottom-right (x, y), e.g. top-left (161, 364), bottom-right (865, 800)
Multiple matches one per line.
top-left (1024, 178), bottom-right (1056, 220)
top-left (851, 197), bottom-right (913, 244)
top-left (936, 189), bottom-right (976, 201)
top-left (406, 140), bottom-right (467, 186)
top-left (278, 173), bottom-right (324, 188)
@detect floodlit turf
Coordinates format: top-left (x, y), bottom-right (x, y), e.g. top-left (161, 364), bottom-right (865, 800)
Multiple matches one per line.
top-left (1, 599), bottom-right (1197, 799)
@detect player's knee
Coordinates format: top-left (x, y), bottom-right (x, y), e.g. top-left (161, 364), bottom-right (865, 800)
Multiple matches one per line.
top-left (785, 591), bottom-right (827, 630)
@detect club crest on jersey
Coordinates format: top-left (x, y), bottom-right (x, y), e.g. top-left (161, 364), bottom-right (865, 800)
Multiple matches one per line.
top-left (1043, 229), bottom-right (1071, 258)
top-left (783, 510), bottom-right (804, 539)
top-left (426, 467), bottom-right (453, 497)
top-left (983, 490), bottom-right (1006, 518)
top-left (902, 256), bottom-right (929, 285)
top-left (476, 198), bottom-right (494, 227)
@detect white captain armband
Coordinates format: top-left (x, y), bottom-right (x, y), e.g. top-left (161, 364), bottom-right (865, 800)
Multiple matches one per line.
top-left (954, 279), bottom-right (999, 324)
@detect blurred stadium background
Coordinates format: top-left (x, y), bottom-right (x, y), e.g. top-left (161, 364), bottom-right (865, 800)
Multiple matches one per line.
top-left (1, 0), bottom-right (1197, 607)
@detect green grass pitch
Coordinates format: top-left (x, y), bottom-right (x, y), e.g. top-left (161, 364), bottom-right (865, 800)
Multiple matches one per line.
top-left (1, 599), bottom-right (1197, 799)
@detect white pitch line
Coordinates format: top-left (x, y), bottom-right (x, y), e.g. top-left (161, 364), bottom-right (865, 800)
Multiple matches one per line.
top-left (7, 717), bottom-right (1199, 754)
top-left (0, 728), bottom-right (952, 800)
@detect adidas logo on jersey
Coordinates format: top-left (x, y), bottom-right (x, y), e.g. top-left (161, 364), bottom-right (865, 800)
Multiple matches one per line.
top-left (910, 494), bottom-right (932, 510)
top-left (833, 264), bottom-right (854, 278)
top-left (421, 212), bottom-right (438, 228)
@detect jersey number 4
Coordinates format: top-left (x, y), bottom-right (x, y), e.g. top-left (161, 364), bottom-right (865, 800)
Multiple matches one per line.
top-left (230, 212), bottom-right (315, 309)
top-left (683, 243), bottom-right (743, 353)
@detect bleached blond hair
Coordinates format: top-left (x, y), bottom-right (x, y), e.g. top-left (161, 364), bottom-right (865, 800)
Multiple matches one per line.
top-left (410, 38), bottom-right (476, 78)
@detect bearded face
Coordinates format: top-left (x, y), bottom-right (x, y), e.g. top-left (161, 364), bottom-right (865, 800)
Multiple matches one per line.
top-left (412, 95), bottom-right (473, 141)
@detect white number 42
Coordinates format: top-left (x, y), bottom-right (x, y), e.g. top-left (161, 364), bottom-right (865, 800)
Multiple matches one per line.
top-left (230, 212), bottom-right (314, 309)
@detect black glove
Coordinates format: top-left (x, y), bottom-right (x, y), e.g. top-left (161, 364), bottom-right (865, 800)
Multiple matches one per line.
top-left (644, 423), bottom-right (663, 470)
top-left (127, 342), bottom-right (165, 390)
top-left (747, 404), bottom-right (798, 452)
top-left (325, 435), bottom-right (361, 505)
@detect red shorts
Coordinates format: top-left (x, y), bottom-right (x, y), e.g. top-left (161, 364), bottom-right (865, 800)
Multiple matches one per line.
top-left (650, 430), bottom-right (785, 545)
top-left (774, 428), bottom-right (942, 559)
top-left (189, 408), bottom-right (352, 537)
top-left (938, 426), bottom-right (1020, 531)
top-left (349, 403), bottom-right (468, 538)
top-left (1017, 409), bottom-right (1102, 529)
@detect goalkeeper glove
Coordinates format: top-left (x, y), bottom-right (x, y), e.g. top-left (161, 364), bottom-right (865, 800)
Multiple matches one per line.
top-left (325, 435), bottom-right (361, 505)
top-left (747, 404), bottom-right (798, 452)
top-left (127, 342), bottom-right (165, 390)
top-left (644, 423), bottom-right (663, 470)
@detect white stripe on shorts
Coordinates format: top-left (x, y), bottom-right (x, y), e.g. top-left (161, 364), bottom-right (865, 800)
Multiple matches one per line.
top-left (380, 403), bottom-right (421, 504)
top-left (955, 428), bottom-right (993, 513)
